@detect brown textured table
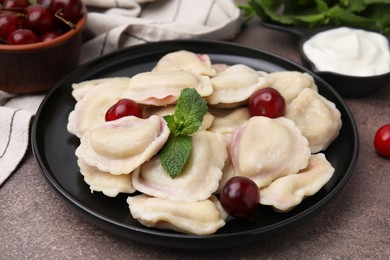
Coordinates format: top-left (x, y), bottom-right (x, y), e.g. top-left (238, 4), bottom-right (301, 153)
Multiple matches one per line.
top-left (1, 15), bottom-right (390, 260)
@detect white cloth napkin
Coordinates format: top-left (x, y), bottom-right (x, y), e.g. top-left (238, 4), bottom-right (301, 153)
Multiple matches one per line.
top-left (0, 0), bottom-right (242, 186)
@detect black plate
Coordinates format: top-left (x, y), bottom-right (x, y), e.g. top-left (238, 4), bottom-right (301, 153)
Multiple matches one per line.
top-left (31, 40), bottom-right (359, 249)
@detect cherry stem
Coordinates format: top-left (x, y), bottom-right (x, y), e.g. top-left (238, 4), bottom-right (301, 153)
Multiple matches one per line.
top-left (0, 7), bottom-right (25, 13)
top-left (54, 9), bottom-right (77, 30)
top-left (0, 38), bottom-right (10, 44)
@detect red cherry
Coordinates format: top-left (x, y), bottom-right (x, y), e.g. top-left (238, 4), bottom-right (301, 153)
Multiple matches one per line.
top-left (7, 28), bottom-right (39, 44)
top-left (51, 0), bottom-right (83, 24)
top-left (4, 0), bottom-right (29, 8)
top-left (38, 0), bottom-right (53, 8)
top-left (0, 12), bottom-right (21, 40)
top-left (248, 87), bottom-right (286, 118)
top-left (105, 99), bottom-right (143, 121)
top-left (24, 5), bottom-right (56, 33)
top-left (39, 29), bottom-right (63, 41)
top-left (219, 176), bottom-right (260, 218)
top-left (374, 124), bottom-right (390, 158)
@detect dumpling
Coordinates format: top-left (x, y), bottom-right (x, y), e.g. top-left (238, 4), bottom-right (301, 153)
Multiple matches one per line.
top-left (124, 70), bottom-right (213, 106)
top-left (216, 156), bottom-right (235, 194)
top-left (71, 77), bottom-right (131, 102)
top-left (259, 153), bottom-right (335, 212)
top-left (67, 78), bottom-right (132, 138)
top-left (127, 194), bottom-right (226, 235)
top-left (285, 88), bottom-right (342, 153)
top-left (75, 115), bottom-right (170, 175)
top-left (132, 131), bottom-right (228, 202)
top-left (212, 63), bottom-right (230, 73)
top-left (269, 71), bottom-right (318, 104)
top-left (78, 159), bottom-right (135, 197)
top-left (142, 105), bottom-right (176, 118)
top-left (200, 112), bottom-right (215, 131)
top-left (153, 50), bottom-right (217, 76)
top-left (229, 116), bottom-right (311, 188)
top-left (208, 107), bottom-right (250, 137)
top-left (206, 64), bottom-right (271, 108)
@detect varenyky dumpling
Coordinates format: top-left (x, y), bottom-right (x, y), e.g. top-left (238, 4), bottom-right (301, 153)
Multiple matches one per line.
top-left (268, 71), bottom-right (318, 104)
top-left (78, 159), bottom-right (135, 197)
top-left (67, 78), bottom-right (132, 138)
top-left (153, 50), bottom-right (217, 77)
top-left (212, 63), bottom-right (230, 73)
top-left (132, 131), bottom-right (228, 202)
top-left (285, 88), bottom-right (342, 153)
top-left (216, 156), bottom-right (235, 194)
top-left (208, 107), bottom-right (250, 137)
top-left (71, 77), bottom-right (131, 102)
top-left (229, 116), bottom-right (311, 188)
top-left (124, 70), bottom-right (213, 106)
top-left (206, 64), bottom-right (271, 108)
top-left (127, 194), bottom-right (226, 235)
top-left (75, 115), bottom-right (170, 175)
top-left (259, 153), bottom-right (335, 212)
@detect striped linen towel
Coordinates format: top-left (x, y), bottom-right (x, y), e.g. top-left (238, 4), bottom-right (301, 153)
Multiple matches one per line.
top-left (0, 0), bottom-right (242, 186)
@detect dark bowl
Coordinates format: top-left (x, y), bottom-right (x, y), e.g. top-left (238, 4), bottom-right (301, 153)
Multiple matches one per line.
top-left (0, 9), bottom-right (87, 94)
top-left (299, 29), bottom-right (390, 98)
top-left (261, 21), bottom-right (390, 98)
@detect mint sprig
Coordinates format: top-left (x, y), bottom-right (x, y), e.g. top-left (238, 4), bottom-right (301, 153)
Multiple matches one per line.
top-left (160, 88), bottom-right (208, 179)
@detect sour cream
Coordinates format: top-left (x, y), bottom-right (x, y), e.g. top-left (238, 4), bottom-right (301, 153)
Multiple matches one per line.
top-left (302, 27), bottom-right (390, 77)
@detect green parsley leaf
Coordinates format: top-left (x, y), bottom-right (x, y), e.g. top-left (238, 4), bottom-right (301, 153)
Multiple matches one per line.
top-left (241, 0), bottom-right (390, 36)
top-left (160, 135), bottom-right (192, 179)
top-left (161, 88), bottom-right (208, 178)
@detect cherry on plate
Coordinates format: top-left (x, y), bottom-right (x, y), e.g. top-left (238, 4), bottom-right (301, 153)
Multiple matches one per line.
top-left (105, 98), bottom-right (143, 121)
top-left (248, 87), bottom-right (286, 118)
top-left (219, 176), bottom-right (260, 218)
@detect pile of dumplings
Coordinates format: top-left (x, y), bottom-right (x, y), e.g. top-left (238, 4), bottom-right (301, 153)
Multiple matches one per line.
top-left (67, 50), bottom-right (342, 235)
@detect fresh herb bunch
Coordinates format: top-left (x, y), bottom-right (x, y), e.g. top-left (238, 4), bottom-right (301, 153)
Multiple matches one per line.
top-left (238, 0), bottom-right (390, 36)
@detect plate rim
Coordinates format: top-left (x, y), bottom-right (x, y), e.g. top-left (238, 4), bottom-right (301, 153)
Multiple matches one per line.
top-left (31, 39), bottom-right (359, 249)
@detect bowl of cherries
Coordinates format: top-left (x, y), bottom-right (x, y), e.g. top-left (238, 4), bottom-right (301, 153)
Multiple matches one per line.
top-left (0, 0), bottom-right (86, 94)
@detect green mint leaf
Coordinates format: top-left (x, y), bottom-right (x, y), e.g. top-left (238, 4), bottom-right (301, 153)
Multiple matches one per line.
top-left (160, 135), bottom-right (192, 179)
top-left (174, 88), bottom-right (208, 135)
top-left (160, 88), bottom-right (208, 178)
top-left (165, 88), bottom-right (208, 136)
top-left (163, 114), bottom-right (176, 133)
